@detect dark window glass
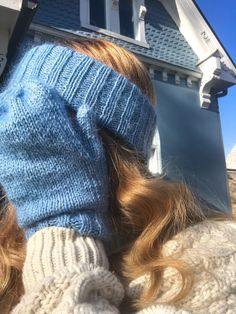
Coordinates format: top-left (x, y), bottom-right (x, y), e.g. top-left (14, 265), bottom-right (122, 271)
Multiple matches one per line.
top-left (119, 0), bottom-right (134, 38)
top-left (90, 0), bottom-right (106, 29)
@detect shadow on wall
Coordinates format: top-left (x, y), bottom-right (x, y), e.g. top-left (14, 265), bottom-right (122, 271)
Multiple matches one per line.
top-left (154, 78), bottom-right (230, 213)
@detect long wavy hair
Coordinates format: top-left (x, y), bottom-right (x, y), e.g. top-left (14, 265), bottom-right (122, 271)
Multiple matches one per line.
top-left (0, 38), bottom-right (228, 312)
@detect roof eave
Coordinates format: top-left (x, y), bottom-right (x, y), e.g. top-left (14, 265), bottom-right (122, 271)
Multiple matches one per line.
top-left (160, 0), bottom-right (236, 80)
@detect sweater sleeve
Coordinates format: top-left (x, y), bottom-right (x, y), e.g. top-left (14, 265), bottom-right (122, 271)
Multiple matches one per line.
top-left (129, 220), bottom-right (236, 314)
top-left (12, 228), bottom-right (190, 314)
top-left (11, 227), bottom-right (124, 314)
top-left (12, 221), bottom-right (236, 313)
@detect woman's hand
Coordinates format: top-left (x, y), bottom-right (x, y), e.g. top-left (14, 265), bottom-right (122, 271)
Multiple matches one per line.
top-left (0, 44), bottom-right (156, 241)
top-left (0, 80), bottom-right (109, 238)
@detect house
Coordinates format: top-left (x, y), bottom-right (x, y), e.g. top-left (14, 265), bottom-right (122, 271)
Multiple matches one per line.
top-left (1, 0), bottom-right (236, 214)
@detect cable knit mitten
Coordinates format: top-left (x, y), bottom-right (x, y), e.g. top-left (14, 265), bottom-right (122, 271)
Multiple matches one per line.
top-left (0, 44), bottom-right (157, 239)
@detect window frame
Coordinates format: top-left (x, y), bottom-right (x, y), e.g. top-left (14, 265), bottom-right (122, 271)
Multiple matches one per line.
top-left (80, 0), bottom-right (149, 48)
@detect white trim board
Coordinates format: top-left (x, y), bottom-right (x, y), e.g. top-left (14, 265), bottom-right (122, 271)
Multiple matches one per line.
top-left (79, 23), bottom-right (149, 48)
top-left (30, 23), bottom-right (149, 48)
top-left (139, 54), bottom-right (202, 79)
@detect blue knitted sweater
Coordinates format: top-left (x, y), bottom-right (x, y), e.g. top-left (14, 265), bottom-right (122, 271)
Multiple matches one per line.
top-left (0, 44), bottom-right (157, 240)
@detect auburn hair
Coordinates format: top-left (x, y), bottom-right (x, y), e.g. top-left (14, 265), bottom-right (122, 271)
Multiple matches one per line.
top-left (0, 38), bottom-right (227, 312)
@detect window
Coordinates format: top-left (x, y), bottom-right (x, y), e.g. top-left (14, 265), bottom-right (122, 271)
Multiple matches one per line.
top-left (80, 0), bottom-right (148, 46)
top-left (89, 0), bottom-right (106, 29)
top-left (119, 0), bottom-right (134, 38)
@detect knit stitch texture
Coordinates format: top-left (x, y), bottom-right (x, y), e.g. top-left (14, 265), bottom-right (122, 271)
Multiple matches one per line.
top-left (0, 44), bottom-right (156, 238)
top-left (12, 220), bottom-right (236, 313)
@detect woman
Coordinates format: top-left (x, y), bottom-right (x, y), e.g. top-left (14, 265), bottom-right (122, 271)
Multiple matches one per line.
top-left (0, 39), bottom-right (235, 313)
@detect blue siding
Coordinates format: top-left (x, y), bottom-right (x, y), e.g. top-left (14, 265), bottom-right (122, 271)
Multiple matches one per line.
top-left (154, 78), bottom-right (230, 212)
top-left (33, 0), bottom-right (199, 71)
top-left (33, 0), bottom-right (80, 30)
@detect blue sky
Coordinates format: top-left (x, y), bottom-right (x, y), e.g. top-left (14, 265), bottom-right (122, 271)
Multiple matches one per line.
top-left (196, 0), bottom-right (236, 156)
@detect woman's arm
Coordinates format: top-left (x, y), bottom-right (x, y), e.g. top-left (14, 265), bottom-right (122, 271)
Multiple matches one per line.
top-left (12, 227), bottom-right (124, 313)
top-left (13, 221), bottom-right (236, 313)
top-left (12, 228), bottom-right (190, 314)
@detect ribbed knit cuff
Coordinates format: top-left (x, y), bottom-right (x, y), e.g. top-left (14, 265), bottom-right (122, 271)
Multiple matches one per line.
top-left (23, 227), bottom-right (109, 292)
top-left (9, 44), bottom-right (157, 159)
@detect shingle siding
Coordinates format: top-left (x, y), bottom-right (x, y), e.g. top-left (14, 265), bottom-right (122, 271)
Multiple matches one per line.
top-left (33, 0), bottom-right (80, 31)
top-left (145, 0), bottom-right (199, 71)
top-left (33, 0), bottom-right (199, 71)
